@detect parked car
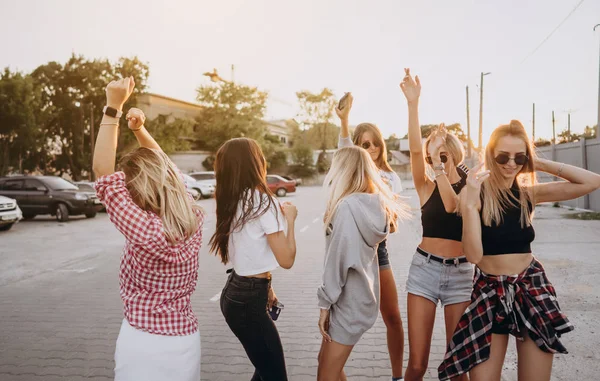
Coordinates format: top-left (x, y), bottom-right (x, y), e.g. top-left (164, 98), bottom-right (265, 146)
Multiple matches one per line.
top-left (0, 195), bottom-right (23, 231)
top-left (267, 175), bottom-right (296, 197)
top-left (74, 181), bottom-right (106, 212)
top-left (182, 174), bottom-right (215, 199)
top-left (0, 176), bottom-right (103, 222)
top-left (282, 175), bottom-right (302, 186)
top-left (189, 171), bottom-right (216, 187)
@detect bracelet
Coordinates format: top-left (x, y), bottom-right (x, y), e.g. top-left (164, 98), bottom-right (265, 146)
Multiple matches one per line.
top-left (435, 170), bottom-right (447, 178)
top-left (100, 122), bottom-right (119, 127)
top-left (129, 126), bottom-right (143, 132)
top-left (557, 163), bottom-right (565, 177)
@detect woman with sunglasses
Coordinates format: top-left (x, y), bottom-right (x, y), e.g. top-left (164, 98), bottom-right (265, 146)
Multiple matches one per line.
top-left (399, 70), bottom-right (472, 381)
top-left (335, 93), bottom-right (404, 381)
top-left (439, 120), bottom-right (600, 381)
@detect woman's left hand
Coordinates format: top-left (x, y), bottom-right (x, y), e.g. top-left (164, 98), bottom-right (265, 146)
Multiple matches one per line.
top-left (267, 286), bottom-right (278, 310)
top-left (318, 308), bottom-right (332, 342)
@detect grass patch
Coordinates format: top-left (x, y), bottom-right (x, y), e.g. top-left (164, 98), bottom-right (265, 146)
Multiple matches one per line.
top-left (564, 212), bottom-right (600, 220)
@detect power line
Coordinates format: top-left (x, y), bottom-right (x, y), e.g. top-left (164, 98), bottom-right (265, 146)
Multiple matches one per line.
top-left (520, 0), bottom-right (586, 64)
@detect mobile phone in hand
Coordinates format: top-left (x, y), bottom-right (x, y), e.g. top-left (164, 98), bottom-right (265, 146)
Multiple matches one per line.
top-left (269, 301), bottom-right (284, 321)
top-left (338, 92), bottom-right (350, 110)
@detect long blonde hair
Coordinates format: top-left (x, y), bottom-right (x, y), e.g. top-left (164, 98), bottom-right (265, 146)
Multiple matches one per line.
top-left (352, 123), bottom-right (394, 172)
top-left (482, 120), bottom-right (536, 227)
top-left (120, 147), bottom-right (202, 244)
top-left (323, 146), bottom-right (410, 233)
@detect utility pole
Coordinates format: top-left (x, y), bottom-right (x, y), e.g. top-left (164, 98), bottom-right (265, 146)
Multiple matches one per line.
top-left (231, 64), bottom-right (235, 83)
top-left (466, 86), bottom-right (472, 158)
top-left (568, 112), bottom-right (571, 141)
top-left (90, 103), bottom-right (95, 181)
top-left (478, 72), bottom-right (491, 150)
top-left (532, 103), bottom-right (536, 142)
top-left (552, 111), bottom-right (556, 144)
top-left (595, 24), bottom-right (600, 138)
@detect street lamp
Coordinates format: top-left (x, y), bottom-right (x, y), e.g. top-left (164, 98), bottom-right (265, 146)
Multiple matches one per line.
top-left (478, 72), bottom-right (491, 150)
top-left (594, 24), bottom-right (600, 138)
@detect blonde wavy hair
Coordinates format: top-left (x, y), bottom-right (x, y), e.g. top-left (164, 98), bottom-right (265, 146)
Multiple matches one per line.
top-left (120, 147), bottom-right (202, 244)
top-left (323, 146), bottom-right (410, 233)
top-left (482, 120), bottom-right (536, 228)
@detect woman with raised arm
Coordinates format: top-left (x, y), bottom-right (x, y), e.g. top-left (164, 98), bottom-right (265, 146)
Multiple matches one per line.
top-left (317, 146), bottom-right (410, 381)
top-left (93, 77), bottom-right (204, 381)
top-left (210, 138), bottom-right (298, 381)
top-left (335, 93), bottom-right (405, 381)
top-left (439, 120), bottom-right (600, 381)
top-left (399, 69), bottom-right (472, 381)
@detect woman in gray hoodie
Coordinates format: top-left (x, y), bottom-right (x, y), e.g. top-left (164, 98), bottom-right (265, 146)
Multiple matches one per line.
top-left (317, 146), bottom-right (410, 381)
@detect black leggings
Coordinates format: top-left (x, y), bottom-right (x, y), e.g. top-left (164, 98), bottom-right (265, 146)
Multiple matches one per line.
top-left (220, 270), bottom-right (287, 381)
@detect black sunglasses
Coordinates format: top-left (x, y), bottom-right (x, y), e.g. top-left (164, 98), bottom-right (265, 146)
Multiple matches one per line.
top-left (495, 153), bottom-right (529, 166)
top-left (426, 154), bottom-right (448, 165)
top-left (361, 141), bottom-right (381, 150)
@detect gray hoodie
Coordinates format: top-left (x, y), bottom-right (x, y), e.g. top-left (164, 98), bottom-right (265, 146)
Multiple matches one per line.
top-left (317, 193), bottom-right (389, 345)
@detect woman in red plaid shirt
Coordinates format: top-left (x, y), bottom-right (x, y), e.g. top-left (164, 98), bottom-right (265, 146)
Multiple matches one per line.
top-left (439, 120), bottom-right (600, 381)
top-left (93, 77), bottom-right (204, 381)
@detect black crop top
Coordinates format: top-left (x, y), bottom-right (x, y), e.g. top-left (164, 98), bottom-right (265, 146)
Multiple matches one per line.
top-left (421, 166), bottom-right (468, 242)
top-left (481, 187), bottom-right (535, 255)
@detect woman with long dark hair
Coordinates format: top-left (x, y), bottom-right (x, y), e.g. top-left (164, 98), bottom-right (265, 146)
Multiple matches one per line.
top-left (439, 120), bottom-right (600, 381)
top-left (209, 138), bottom-right (298, 381)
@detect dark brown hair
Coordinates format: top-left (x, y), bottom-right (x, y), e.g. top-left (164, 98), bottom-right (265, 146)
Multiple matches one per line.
top-left (209, 138), bottom-right (278, 264)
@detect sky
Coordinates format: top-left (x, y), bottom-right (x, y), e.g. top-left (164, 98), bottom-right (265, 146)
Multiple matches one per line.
top-left (1, 0), bottom-right (599, 146)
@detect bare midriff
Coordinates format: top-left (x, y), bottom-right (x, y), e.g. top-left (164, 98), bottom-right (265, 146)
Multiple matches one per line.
top-left (245, 271), bottom-right (272, 279)
top-left (419, 237), bottom-right (463, 258)
top-left (477, 253), bottom-right (534, 276)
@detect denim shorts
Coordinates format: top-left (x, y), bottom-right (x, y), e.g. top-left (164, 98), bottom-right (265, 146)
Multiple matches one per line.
top-left (377, 239), bottom-right (391, 270)
top-left (406, 249), bottom-right (473, 307)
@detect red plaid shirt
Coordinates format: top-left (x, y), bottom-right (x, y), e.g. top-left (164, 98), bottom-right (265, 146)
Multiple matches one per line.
top-left (438, 259), bottom-right (573, 380)
top-left (95, 171), bottom-right (204, 336)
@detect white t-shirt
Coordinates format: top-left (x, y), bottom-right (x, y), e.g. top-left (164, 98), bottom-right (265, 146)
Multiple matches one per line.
top-left (228, 190), bottom-right (286, 276)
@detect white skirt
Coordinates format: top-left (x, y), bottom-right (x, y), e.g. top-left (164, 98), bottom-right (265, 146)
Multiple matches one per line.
top-left (114, 319), bottom-right (201, 381)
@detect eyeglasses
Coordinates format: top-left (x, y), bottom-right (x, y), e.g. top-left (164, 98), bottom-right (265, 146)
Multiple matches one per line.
top-left (361, 141), bottom-right (381, 150)
top-left (426, 154), bottom-right (448, 165)
top-left (495, 153), bottom-right (529, 166)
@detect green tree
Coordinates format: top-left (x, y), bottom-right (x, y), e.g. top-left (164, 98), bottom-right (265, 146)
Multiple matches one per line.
top-left (0, 69), bottom-right (46, 176)
top-left (558, 129), bottom-right (580, 144)
top-left (288, 143), bottom-right (316, 178)
top-left (30, 54), bottom-right (149, 179)
top-left (534, 138), bottom-right (552, 147)
top-left (261, 133), bottom-right (287, 172)
top-left (582, 125), bottom-right (597, 139)
top-left (195, 81), bottom-right (268, 151)
top-left (402, 123), bottom-right (471, 144)
top-left (296, 88), bottom-right (338, 150)
top-left (120, 114), bottom-right (193, 155)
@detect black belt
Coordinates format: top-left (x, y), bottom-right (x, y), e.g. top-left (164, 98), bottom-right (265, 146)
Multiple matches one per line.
top-left (417, 247), bottom-right (469, 265)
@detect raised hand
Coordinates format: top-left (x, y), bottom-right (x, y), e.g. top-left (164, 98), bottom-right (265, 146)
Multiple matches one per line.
top-left (106, 76), bottom-right (135, 111)
top-left (281, 202), bottom-right (298, 222)
top-left (126, 108), bottom-right (146, 131)
top-left (465, 163), bottom-right (490, 210)
top-left (335, 92), bottom-right (353, 121)
top-left (399, 68), bottom-right (421, 104)
top-left (428, 124), bottom-right (447, 162)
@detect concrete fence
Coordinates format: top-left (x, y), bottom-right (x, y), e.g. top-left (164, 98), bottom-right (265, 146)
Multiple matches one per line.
top-left (536, 138), bottom-right (600, 212)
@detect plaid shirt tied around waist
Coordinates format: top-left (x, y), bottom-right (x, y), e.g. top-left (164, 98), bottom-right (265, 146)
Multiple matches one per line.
top-left (438, 258), bottom-right (573, 380)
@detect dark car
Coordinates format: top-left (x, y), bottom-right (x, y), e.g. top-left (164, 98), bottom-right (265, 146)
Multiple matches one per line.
top-left (0, 176), bottom-right (103, 222)
top-left (267, 175), bottom-right (296, 197)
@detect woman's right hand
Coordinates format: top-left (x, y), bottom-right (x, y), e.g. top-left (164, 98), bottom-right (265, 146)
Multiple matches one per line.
top-left (465, 163), bottom-right (490, 211)
top-left (400, 68), bottom-right (421, 105)
top-left (281, 202), bottom-right (298, 222)
top-left (335, 92), bottom-right (353, 121)
top-left (318, 308), bottom-right (332, 342)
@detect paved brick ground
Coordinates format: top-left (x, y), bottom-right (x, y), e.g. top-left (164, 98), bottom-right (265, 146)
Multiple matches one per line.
top-left (1, 186), bottom-right (597, 381)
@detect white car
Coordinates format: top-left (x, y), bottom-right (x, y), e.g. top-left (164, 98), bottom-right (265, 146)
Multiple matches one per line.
top-left (182, 174), bottom-right (215, 199)
top-left (0, 195), bottom-right (23, 231)
top-left (189, 171), bottom-right (216, 187)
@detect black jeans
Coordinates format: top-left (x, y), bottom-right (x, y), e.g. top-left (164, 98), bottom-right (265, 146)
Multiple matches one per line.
top-left (220, 270), bottom-right (288, 381)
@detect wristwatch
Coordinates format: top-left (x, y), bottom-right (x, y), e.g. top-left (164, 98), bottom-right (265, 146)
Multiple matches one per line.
top-left (102, 106), bottom-right (123, 118)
